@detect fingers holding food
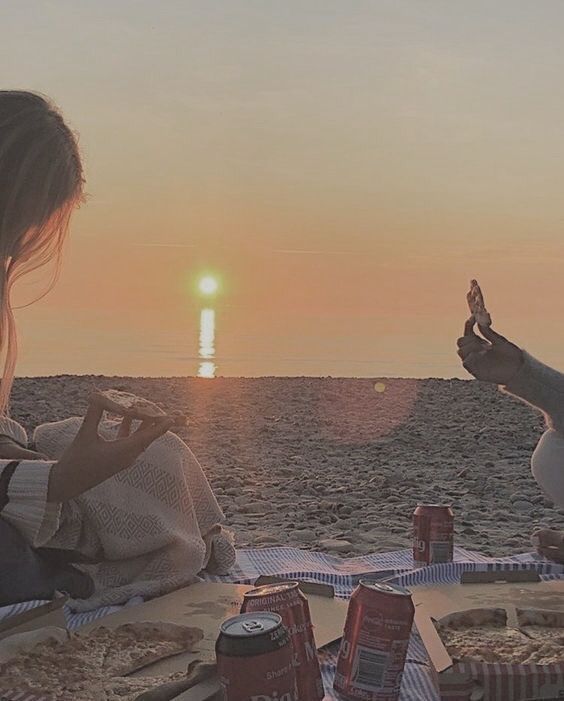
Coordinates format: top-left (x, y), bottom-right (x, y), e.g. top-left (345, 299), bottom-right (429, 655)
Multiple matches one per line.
top-left (90, 389), bottom-right (187, 427)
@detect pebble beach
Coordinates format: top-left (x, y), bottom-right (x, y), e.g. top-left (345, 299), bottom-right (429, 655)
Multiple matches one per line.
top-left (11, 375), bottom-right (564, 558)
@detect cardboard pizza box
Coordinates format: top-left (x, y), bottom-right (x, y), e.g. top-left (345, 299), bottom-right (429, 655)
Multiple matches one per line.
top-left (412, 572), bottom-right (564, 700)
top-left (0, 596), bottom-right (67, 641)
top-left (79, 579), bottom-right (348, 698)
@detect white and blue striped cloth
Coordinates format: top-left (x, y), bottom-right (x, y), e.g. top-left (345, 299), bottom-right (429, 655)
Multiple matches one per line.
top-left (0, 546), bottom-right (562, 700)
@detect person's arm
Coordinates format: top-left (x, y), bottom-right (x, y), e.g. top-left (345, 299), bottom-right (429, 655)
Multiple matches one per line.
top-left (0, 403), bottom-right (175, 547)
top-left (0, 459), bottom-right (61, 547)
top-left (502, 352), bottom-right (564, 433)
top-left (457, 318), bottom-right (564, 433)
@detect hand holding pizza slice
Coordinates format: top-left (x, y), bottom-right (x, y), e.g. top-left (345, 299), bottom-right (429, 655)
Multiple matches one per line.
top-left (457, 281), bottom-right (524, 385)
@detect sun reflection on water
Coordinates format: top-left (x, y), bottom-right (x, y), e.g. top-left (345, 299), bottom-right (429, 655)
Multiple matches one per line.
top-left (198, 308), bottom-right (216, 378)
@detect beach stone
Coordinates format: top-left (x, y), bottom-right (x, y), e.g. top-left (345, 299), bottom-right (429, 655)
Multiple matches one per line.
top-left (244, 501), bottom-right (270, 514)
top-left (509, 492), bottom-right (528, 503)
top-left (461, 527), bottom-right (479, 536)
top-left (277, 467), bottom-right (294, 476)
top-left (255, 534), bottom-right (280, 544)
top-left (293, 530), bottom-right (316, 543)
top-left (225, 487), bottom-right (240, 496)
top-left (512, 499), bottom-right (535, 513)
top-left (319, 539), bottom-right (352, 553)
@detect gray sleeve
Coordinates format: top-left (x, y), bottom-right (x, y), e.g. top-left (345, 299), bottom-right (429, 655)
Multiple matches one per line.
top-left (502, 352), bottom-right (564, 433)
top-left (0, 460), bottom-right (61, 547)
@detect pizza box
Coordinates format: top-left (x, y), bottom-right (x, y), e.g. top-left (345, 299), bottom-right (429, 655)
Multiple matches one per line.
top-left (0, 595), bottom-right (67, 641)
top-left (412, 571), bottom-right (564, 700)
top-left (79, 579), bottom-right (348, 699)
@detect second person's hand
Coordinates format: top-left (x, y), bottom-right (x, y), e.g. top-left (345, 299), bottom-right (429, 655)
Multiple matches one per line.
top-left (457, 316), bottom-right (524, 385)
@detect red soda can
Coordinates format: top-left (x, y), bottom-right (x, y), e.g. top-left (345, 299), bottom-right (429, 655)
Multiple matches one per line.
top-left (241, 582), bottom-right (324, 701)
top-left (216, 612), bottom-right (298, 701)
top-left (334, 580), bottom-right (414, 701)
top-left (412, 504), bottom-right (454, 565)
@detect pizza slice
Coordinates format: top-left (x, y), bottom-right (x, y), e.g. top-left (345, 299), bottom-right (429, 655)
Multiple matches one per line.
top-left (0, 634), bottom-right (106, 699)
top-left (0, 622), bottom-right (205, 701)
top-left (104, 661), bottom-right (216, 701)
top-left (95, 622), bottom-right (204, 677)
top-left (466, 279), bottom-right (492, 327)
top-left (91, 389), bottom-right (187, 426)
top-left (103, 672), bottom-right (187, 701)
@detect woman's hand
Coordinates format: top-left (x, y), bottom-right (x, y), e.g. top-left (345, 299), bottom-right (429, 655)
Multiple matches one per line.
top-left (47, 402), bottom-right (175, 503)
top-left (456, 317), bottom-right (524, 385)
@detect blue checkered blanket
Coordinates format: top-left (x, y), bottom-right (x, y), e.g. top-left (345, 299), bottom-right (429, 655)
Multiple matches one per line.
top-left (1, 546), bottom-right (562, 700)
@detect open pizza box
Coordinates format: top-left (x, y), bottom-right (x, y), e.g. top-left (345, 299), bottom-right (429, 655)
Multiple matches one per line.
top-left (0, 595), bottom-right (67, 642)
top-left (412, 570), bottom-right (564, 701)
top-left (73, 577), bottom-right (348, 700)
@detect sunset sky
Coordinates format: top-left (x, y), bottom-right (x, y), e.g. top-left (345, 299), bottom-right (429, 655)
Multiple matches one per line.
top-left (5, 1), bottom-right (564, 377)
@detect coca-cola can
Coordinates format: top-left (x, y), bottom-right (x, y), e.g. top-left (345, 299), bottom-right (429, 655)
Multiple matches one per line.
top-left (241, 582), bottom-right (324, 701)
top-left (412, 504), bottom-right (454, 565)
top-left (334, 580), bottom-right (415, 701)
top-left (216, 612), bottom-right (298, 701)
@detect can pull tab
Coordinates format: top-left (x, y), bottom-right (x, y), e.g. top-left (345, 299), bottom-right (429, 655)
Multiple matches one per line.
top-left (242, 620), bottom-right (264, 633)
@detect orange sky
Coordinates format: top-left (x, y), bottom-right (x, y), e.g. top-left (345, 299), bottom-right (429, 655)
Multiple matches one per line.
top-left (6, 1), bottom-right (564, 377)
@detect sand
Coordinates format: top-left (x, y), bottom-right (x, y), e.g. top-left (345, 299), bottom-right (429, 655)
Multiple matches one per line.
top-left (10, 375), bottom-right (564, 558)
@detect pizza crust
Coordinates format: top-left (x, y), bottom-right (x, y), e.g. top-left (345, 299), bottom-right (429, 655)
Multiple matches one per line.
top-left (467, 279), bottom-right (492, 327)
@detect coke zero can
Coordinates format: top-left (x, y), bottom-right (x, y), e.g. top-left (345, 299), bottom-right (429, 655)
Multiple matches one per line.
top-left (334, 580), bottom-right (414, 701)
top-left (412, 504), bottom-right (454, 565)
top-left (216, 612), bottom-right (298, 701)
top-left (241, 582), bottom-right (324, 700)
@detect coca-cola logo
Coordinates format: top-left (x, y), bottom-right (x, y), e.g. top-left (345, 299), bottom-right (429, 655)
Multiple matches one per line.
top-left (363, 611), bottom-right (384, 629)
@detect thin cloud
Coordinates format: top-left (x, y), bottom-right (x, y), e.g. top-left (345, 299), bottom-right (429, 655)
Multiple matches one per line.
top-left (273, 248), bottom-right (364, 256)
top-left (135, 242), bottom-right (366, 256)
top-left (136, 242), bottom-right (196, 249)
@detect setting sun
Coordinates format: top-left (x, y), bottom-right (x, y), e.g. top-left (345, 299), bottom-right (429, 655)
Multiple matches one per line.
top-left (198, 275), bottom-right (219, 296)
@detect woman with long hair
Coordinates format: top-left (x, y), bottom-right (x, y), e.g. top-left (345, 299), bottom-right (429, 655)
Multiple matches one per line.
top-left (0, 91), bottom-right (235, 610)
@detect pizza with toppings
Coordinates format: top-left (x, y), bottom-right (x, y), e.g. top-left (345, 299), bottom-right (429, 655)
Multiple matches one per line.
top-left (435, 608), bottom-right (564, 666)
top-left (0, 621), bottom-right (205, 701)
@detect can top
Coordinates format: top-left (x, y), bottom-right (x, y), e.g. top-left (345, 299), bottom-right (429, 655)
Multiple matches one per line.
top-left (220, 612), bottom-right (282, 638)
top-left (415, 503), bottom-right (453, 510)
top-left (359, 580), bottom-right (411, 597)
top-left (245, 581), bottom-right (299, 598)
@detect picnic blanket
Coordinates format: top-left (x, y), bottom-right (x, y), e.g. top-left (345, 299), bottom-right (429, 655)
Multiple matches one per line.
top-left (1, 546), bottom-right (563, 700)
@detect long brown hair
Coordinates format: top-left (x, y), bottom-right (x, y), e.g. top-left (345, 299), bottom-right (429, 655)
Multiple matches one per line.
top-left (0, 91), bottom-right (83, 412)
